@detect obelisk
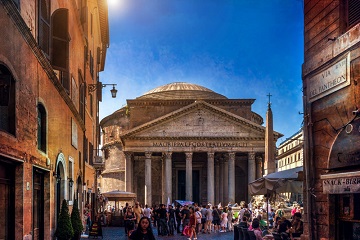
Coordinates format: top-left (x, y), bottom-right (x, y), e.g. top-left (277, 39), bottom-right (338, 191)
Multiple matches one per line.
top-left (264, 93), bottom-right (275, 175)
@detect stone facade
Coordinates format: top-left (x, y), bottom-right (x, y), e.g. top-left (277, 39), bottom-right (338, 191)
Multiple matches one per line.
top-left (0, 1), bottom-right (108, 239)
top-left (100, 83), bottom-right (282, 206)
top-left (303, 1), bottom-right (360, 239)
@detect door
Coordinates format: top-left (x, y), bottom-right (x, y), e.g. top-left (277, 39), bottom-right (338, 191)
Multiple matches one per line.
top-left (0, 160), bottom-right (15, 240)
top-left (177, 170), bottom-right (200, 203)
top-left (33, 169), bottom-right (44, 240)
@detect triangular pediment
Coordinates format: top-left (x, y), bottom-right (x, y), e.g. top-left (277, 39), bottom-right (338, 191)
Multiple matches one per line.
top-left (121, 101), bottom-right (281, 141)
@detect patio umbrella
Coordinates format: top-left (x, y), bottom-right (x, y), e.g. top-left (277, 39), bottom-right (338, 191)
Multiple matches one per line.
top-left (248, 166), bottom-right (303, 196)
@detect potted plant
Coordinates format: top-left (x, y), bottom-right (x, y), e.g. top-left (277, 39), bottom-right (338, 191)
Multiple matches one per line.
top-left (55, 199), bottom-right (74, 240)
top-left (71, 199), bottom-right (84, 240)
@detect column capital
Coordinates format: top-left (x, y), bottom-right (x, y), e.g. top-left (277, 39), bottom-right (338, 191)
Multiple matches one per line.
top-left (163, 152), bottom-right (172, 159)
top-left (207, 152), bottom-right (215, 160)
top-left (248, 151), bottom-right (256, 161)
top-left (256, 156), bottom-right (263, 164)
top-left (228, 152), bottom-right (235, 161)
top-left (145, 152), bottom-right (152, 159)
top-left (124, 151), bottom-right (133, 159)
top-left (185, 152), bottom-right (193, 160)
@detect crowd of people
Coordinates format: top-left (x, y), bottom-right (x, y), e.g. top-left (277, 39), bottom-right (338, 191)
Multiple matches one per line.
top-left (99, 201), bottom-right (304, 240)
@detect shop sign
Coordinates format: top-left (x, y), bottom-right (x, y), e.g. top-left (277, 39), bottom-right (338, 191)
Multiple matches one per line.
top-left (323, 177), bottom-right (360, 194)
top-left (307, 53), bottom-right (350, 102)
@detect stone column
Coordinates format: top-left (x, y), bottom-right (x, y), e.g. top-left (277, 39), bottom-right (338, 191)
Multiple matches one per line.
top-left (256, 156), bottom-right (263, 179)
top-left (207, 152), bottom-right (215, 204)
top-left (145, 152), bottom-right (152, 206)
top-left (185, 152), bottom-right (193, 201)
top-left (228, 152), bottom-right (235, 204)
top-left (248, 152), bottom-right (256, 201)
top-left (164, 152), bottom-right (172, 204)
top-left (223, 158), bottom-right (229, 204)
top-left (125, 152), bottom-right (133, 193)
top-left (215, 160), bottom-right (220, 204)
top-left (219, 160), bottom-right (224, 204)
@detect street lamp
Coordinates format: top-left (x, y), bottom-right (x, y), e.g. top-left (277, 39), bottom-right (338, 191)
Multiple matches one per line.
top-left (68, 177), bottom-right (74, 188)
top-left (53, 172), bottom-right (61, 182)
top-left (88, 82), bottom-right (118, 98)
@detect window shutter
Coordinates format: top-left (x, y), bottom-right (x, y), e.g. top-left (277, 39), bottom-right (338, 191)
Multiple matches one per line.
top-left (348, 0), bottom-right (360, 27)
top-left (51, 9), bottom-right (69, 71)
top-left (39, 0), bottom-right (50, 56)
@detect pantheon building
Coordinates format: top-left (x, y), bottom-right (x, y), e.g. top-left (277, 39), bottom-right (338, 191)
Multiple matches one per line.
top-left (99, 82), bottom-right (281, 206)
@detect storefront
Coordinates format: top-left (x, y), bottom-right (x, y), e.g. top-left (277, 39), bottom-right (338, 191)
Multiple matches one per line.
top-left (321, 117), bottom-right (360, 239)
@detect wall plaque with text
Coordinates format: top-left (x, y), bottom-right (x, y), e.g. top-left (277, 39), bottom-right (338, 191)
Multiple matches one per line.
top-left (307, 53), bottom-right (350, 102)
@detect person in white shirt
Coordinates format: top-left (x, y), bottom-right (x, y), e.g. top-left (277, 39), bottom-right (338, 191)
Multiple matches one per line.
top-left (143, 204), bottom-right (152, 220)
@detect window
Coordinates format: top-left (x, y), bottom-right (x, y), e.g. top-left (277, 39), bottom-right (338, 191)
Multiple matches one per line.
top-left (79, 71), bottom-right (85, 121)
top-left (38, 0), bottom-right (50, 56)
top-left (89, 94), bottom-right (93, 117)
top-left (89, 142), bottom-right (93, 165)
top-left (51, 9), bottom-right (70, 93)
top-left (90, 51), bottom-right (94, 79)
top-left (37, 103), bottom-right (47, 152)
top-left (84, 137), bottom-right (88, 163)
top-left (0, 64), bottom-right (16, 135)
top-left (348, 0), bottom-right (360, 28)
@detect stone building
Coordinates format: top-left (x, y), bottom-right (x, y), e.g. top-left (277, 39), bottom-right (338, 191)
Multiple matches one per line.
top-left (276, 128), bottom-right (303, 203)
top-left (0, 0), bottom-right (109, 239)
top-left (303, 1), bottom-right (360, 239)
top-left (100, 82), bottom-right (282, 206)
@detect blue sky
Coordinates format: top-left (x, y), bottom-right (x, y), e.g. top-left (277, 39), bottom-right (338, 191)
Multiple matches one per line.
top-left (99, 0), bottom-right (304, 143)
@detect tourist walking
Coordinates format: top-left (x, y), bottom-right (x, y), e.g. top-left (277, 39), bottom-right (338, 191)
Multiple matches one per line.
top-left (212, 206), bottom-right (221, 233)
top-left (188, 207), bottom-right (197, 240)
top-left (220, 207), bottom-right (228, 232)
top-left (167, 205), bottom-right (176, 236)
top-left (205, 204), bottom-right (213, 234)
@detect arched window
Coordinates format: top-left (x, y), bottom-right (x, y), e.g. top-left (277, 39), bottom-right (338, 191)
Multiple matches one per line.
top-left (37, 103), bottom-right (47, 152)
top-left (0, 64), bottom-right (16, 135)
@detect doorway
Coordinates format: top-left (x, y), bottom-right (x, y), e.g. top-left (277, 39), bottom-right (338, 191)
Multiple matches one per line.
top-left (33, 169), bottom-right (44, 240)
top-left (0, 160), bottom-right (15, 240)
top-left (177, 170), bottom-right (200, 203)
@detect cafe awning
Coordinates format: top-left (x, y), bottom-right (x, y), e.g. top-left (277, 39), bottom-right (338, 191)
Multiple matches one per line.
top-left (248, 166), bottom-right (303, 196)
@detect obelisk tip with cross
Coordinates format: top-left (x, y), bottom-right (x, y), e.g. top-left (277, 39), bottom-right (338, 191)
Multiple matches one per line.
top-left (267, 93), bottom-right (272, 109)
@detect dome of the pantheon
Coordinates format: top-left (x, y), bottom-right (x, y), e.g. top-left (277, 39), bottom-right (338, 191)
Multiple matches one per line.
top-left (137, 82), bottom-right (227, 100)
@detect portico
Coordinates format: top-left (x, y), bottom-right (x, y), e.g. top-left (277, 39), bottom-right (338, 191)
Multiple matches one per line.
top-left (124, 149), bottom-right (264, 206)
top-left (99, 82), bottom-right (281, 206)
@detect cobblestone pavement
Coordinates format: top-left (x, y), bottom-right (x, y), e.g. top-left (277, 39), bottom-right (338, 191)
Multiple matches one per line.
top-left (82, 226), bottom-right (235, 240)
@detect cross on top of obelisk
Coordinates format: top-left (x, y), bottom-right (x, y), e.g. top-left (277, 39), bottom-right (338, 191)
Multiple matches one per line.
top-left (267, 93), bottom-right (272, 108)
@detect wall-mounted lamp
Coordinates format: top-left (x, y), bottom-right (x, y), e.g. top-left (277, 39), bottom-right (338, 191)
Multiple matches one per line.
top-left (53, 172), bottom-right (61, 182)
top-left (68, 177), bottom-right (74, 188)
top-left (88, 82), bottom-right (117, 98)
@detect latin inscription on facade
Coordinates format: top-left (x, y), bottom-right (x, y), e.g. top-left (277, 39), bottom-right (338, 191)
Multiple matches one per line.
top-left (307, 53), bottom-right (350, 102)
top-left (323, 177), bottom-right (360, 194)
top-left (152, 142), bottom-right (248, 148)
